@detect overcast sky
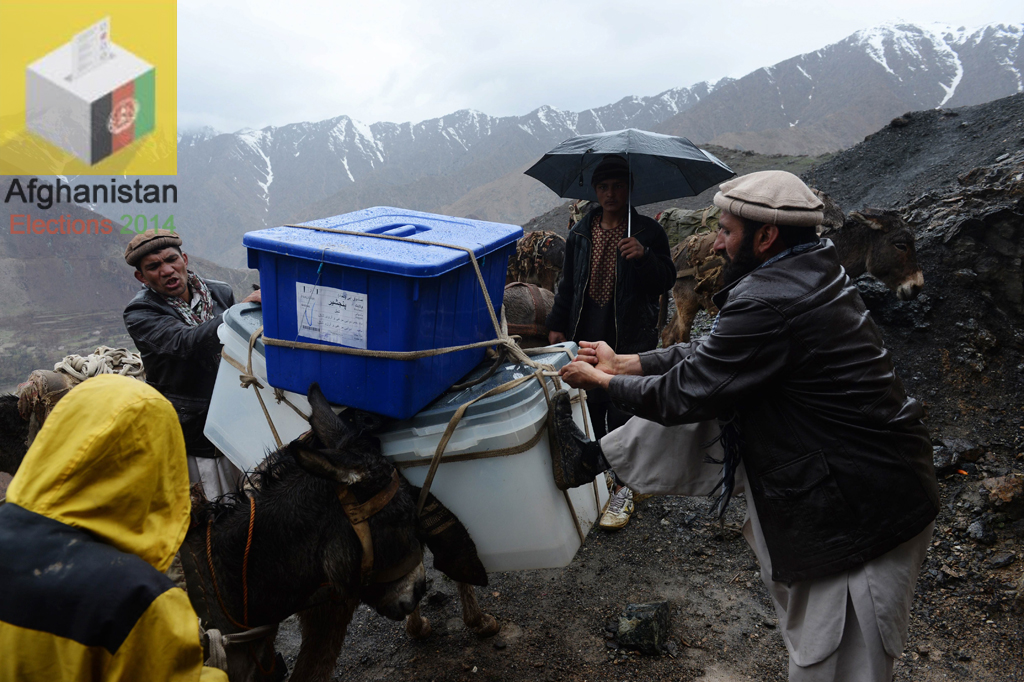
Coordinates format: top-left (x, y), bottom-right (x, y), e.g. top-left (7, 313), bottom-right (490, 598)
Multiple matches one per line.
top-left (177, 0), bottom-right (1021, 133)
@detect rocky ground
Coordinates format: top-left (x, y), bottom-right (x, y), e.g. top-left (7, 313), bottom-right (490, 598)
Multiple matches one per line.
top-left (272, 94), bottom-right (1024, 680)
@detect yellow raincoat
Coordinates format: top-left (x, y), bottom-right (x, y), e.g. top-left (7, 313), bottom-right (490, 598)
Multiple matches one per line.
top-left (0, 374), bottom-right (227, 682)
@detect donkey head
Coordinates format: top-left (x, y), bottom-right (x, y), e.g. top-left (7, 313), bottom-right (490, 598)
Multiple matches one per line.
top-left (288, 383), bottom-right (426, 621)
top-left (849, 209), bottom-right (924, 301)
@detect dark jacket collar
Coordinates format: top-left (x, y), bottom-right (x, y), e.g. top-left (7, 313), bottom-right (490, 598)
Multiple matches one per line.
top-left (574, 206), bottom-right (648, 240)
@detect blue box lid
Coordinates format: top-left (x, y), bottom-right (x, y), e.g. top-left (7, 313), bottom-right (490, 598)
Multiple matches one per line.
top-left (243, 206), bottom-right (523, 277)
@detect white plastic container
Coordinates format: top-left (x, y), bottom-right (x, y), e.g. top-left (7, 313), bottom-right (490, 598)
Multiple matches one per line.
top-left (380, 347), bottom-right (608, 572)
top-left (205, 303), bottom-right (313, 470)
top-left (206, 302), bottom-right (608, 572)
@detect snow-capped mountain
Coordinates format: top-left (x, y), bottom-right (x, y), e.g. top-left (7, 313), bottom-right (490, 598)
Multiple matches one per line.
top-left (158, 83), bottom-right (720, 266)
top-left (97, 22), bottom-right (1021, 268)
top-left (657, 22), bottom-right (1024, 154)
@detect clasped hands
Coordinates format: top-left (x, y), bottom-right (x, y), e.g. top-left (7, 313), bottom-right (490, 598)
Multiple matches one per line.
top-left (558, 340), bottom-right (641, 391)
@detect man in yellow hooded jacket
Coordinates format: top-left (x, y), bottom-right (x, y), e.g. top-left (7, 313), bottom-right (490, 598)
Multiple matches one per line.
top-left (0, 374), bottom-right (227, 682)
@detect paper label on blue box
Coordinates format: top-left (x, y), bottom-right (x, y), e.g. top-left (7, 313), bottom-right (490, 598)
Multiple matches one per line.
top-left (296, 283), bottom-right (367, 349)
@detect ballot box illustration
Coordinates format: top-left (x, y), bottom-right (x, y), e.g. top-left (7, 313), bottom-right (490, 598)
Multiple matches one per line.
top-left (25, 18), bottom-right (155, 165)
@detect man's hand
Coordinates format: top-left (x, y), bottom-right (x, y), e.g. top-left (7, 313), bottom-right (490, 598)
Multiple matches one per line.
top-left (548, 330), bottom-right (567, 345)
top-left (559, 358), bottom-right (612, 391)
top-left (575, 340), bottom-right (618, 373)
top-left (575, 341), bottom-right (644, 377)
top-left (242, 289), bottom-right (262, 304)
top-left (618, 237), bottom-right (646, 261)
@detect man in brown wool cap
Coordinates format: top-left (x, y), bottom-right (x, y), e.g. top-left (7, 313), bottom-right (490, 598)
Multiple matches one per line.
top-left (550, 170), bottom-right (939, 681)
top-left (123, 229), bottom-right (260, 500)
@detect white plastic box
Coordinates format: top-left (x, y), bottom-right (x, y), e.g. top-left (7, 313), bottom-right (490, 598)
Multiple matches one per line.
top-left (205, 303), bottom-right (608, 572)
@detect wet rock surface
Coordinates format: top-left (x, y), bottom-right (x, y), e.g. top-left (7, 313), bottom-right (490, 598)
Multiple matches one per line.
top-left (615, 601), bottom-right (671, 655)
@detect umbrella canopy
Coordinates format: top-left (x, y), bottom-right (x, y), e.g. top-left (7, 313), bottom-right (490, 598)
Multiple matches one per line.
top-left (524, 128), bottom-right (735, 206)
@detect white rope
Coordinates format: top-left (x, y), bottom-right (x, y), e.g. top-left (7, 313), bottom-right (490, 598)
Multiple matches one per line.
top-left (201, 623), bottom-right (229, 672)
top-left (53, 346), bottom-right (145, 383)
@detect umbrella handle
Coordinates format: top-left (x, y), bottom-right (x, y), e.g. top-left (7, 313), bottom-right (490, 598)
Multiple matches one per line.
top-left (627, 153), bottom-right (631, 238)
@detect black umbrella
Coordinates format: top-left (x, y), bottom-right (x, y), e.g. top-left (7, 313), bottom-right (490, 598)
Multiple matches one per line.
top-left (524, 128), bottom-right (735, 235)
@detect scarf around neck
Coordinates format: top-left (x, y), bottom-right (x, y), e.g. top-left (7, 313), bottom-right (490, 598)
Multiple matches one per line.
top-left (158, 270), bottom-right (214, 327)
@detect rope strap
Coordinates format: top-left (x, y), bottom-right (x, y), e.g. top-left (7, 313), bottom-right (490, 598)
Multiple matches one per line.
top-left (281, 223), bottom-right (537, 368)
top-left (263, 335), bottom-right (504, 359)
top-left (676, 255), bottom-right (725, 281)
top-left (393, 418), bottom-right (547, 469)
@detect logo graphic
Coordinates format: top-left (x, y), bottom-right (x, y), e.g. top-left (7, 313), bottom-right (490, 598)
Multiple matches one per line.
top-left (0, 1), bottom-right (177, 175)
top-left (26, 17), bottom-right (156, 166)
top-left (108, 98), bottom-right (139, 135)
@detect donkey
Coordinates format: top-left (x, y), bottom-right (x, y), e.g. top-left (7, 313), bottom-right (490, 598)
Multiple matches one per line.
top-left (661, 205), bottom-right (925, 346)
top-left (0, 395), bottom-right (29, 477)
top-left (180, 383), bottom-right (495, 682)
top-left (821, 208), bottom-right (924, 300)
top-left (506, 231), bottom-right (565, 293)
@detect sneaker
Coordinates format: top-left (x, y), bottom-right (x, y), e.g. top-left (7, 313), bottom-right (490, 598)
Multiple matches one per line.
top-left (599, 486), bottom-right (634, 530)
top-left (548, 390), bottom-right (598, 490)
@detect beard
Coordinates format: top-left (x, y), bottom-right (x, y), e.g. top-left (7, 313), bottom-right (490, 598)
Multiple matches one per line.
top-left (721, 238), bottom-right (760, 286)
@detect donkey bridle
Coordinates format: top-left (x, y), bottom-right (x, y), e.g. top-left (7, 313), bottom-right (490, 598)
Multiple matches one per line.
top-left (336, 468), bottom-right (423, 585)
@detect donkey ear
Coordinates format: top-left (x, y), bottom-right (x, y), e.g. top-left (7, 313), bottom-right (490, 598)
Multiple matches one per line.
top-left (849, 211), bottom-right (886, 231)
top-left (307, 382), bottom-right (353, 447)
top-left (288, 442), bottom-right (367, 484)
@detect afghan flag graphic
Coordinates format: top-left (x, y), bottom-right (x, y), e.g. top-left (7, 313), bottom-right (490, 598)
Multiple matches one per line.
top-left (90, 68), bottom-right (155, 164)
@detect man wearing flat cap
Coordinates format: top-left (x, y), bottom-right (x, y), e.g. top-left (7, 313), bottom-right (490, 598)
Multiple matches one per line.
top-left (123, 229), bottom-right (259, 499)
top-left (551, 170), bottom-right (939, 680)
top-left (545, 154), bottom-right (676, 530)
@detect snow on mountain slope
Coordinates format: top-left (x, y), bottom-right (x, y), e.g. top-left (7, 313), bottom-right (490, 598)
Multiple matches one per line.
top-left (115, 22), bottom-right (1023, 266)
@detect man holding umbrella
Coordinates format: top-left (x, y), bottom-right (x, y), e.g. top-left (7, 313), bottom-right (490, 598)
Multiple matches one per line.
top-left (528, 130), bottom-right (732, 529)
top-left (544, 153), bottom-right (675, 529)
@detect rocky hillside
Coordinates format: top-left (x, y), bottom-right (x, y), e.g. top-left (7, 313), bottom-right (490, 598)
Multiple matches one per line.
top-left (0, 178), bottom-right (257, 387)
top-left (800, 94), bottom-right (1024, 459)
top-left (657, 23), bottom-right (1024, 155)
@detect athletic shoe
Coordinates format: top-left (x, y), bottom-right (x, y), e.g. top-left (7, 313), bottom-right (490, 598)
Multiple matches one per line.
top-left (599, 486), bottom-right (634, 530)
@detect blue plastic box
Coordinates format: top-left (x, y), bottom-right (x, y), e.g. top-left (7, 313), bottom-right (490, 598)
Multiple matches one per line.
top-left (242, 207), bottom-right (522, 419)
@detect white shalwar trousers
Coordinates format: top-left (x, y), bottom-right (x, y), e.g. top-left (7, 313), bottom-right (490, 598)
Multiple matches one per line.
top-left (601, 416), bottom-right (933, 682)
top-left (187, 453), bottom-right (244, 501)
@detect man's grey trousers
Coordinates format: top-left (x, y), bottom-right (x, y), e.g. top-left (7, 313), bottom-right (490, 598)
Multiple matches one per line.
top-left (601, 417), bottom-right (932, 682)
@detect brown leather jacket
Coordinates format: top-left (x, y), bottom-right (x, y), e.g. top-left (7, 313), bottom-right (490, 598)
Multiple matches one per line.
top-left (608, 240), bottom-right (939, 582)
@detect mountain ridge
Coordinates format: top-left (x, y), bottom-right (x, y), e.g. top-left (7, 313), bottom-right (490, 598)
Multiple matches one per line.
top-left (77, 21), bottom-right (1024, 268)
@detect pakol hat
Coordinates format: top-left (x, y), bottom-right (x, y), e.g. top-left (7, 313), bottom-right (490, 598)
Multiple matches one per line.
top-left (124, 228), bottom-right (182, 267)
top-left (713, 170), bottom-right (823, 227)
top-left (591, 154), bottom-right (631, 187)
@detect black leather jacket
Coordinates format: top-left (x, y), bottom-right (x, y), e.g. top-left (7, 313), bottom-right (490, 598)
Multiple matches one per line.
top-left (123, 280), bottom-right (234, 457)
top-left (608, 240), bottom-right (939, 582)
top-left (545, 207), bottom-right (675, 354)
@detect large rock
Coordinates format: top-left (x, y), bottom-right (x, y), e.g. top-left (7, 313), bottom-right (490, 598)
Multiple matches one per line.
top-left (615, 601), bottom-right (671, 655)
top-left (945, 439), bottom-right (984, 463)
top-left (982, 474), bottom-right (1024, 520)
